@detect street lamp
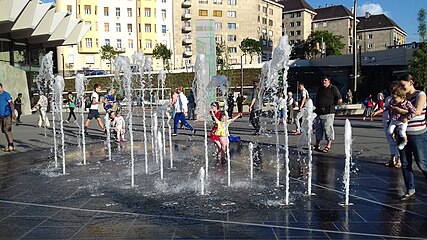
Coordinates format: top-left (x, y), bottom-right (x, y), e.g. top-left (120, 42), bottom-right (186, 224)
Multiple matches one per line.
top-left (61, 54), bottom-right (65, 77)
top-left (353, 0), bottom-right (358, 92)
top-left (240, 55), bottom-right (244, 94)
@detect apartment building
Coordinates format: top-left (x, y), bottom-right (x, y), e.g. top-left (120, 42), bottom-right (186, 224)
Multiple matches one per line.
top-left (357, 13), bottom-right (406, 52)
top-left (172, 0), bottom-right (283, 69)
top-left (277, 0), bottom-right (316, 45)
top-left (312, 5), bottom-right (355, 55)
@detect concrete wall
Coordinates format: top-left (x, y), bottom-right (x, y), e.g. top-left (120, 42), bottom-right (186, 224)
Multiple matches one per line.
top-left (0, 63), bottom-right (31, 115)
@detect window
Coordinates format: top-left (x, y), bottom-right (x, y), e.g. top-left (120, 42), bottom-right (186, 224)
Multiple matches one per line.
top-left (127, 8), bottom-right (132, 17)
top-left (323, 22), bottom-right (327, 27)
top-left (95, 38), bottom-right (98, 47)
top-left (228, 35), bottom-right (237, 41)
top-left (214, 0), bottom-right (222, 4)
top-left (84, 5), bottom-right (91, 14)
top-left (199, 0), bottom-right (208, 3)
top-left (85, 21), bottom-right (91, 30)
top-left (227, 11), bottom-right (236, 18)
top-left (138, 8), bottom-right (140, 16)
top-left (368, 43), bottom-right (373, 49)
top-left (145, 8), bottom-right (151, 17)
top-left (358, 35), bottom-right (362, 40)
top-left (162, 0), bottom-right (166, 2)
top-left (290, 40), bottom-right (294, 45)
top-left (185, 47), bottom-right (192, 52)
top-left (127, 24), bottom-right (132, 32)
top-left (262, 39), bottom-right (267, 46)
top-left (228, 0), bottom-right (236, 5)
top-left (116, 7), bottom-right (120, 17)
top-left (146, 39), bottom-right (152, 49)
top-left (290, 22), bottom-right (294, 27)
top-left (296, 30), bottom-right (301, 35)
top-left (257, 16), bottom-right (260, 22)
top-left (290, 31), bottom-right (294, 36)
top-left (162, 25), bottom-right (166, 33)
top-left (268, 30), bottom-right (273, 37)
top-left (95, 6), bottom-right (97, 15)
top-left (269, 9), bottom-right (273, 15)
top-left (104, 23), bottom-right (109, 32)
top-left (269, 20), bottom-right (273, 26)
top-left (67, 5), bottom-right (72, 14)
top-left (262, 7), bottom-right (267, 13)
top-left (128, 39), bottom-right (133, 49)
top-left (296, 12), bottom-right (301, 17)
top-left (215, 22), bottom-right (222, 29)
top-left (104, 7), bottom-right (108, 16)
top-left (85, 38), bottom-right (92, 47)
top-left (215, 34), bottom-right (223, 42)
top-left (105, 39), bottom-right (110, 46)
top-left (116, 23), bottom-right (121, 32)
top-left (161, 9), bottom-right (166, 19)
top-left (228, 23), bottom-right (236, 29)
top-left (199, 10), bottom-right (208, 16)
top-left (368, 34), bottom-right (373, 39)
top-left (85, 55), bottom-right (95, 64)
top-left (213, 10), bottom-right (222, 17)
top-left (138, 24), bottom-right (141, 32)
top-left (290, 13), bottom-right (294, 18)
top-left (117, 39), bottom-right (122, 49)
top-left (262, 18), bottom-right (267, 24)
top-left (313, 23), bottom-right (318, 29)
top-left (228, 47), bottom-right (237, 53)
top-left (145, 24), bottom-right (151, 32)
top-left (296, 21), bottom-right (301, 27)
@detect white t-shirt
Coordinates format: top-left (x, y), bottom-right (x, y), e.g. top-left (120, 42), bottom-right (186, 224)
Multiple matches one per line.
top-left (90, 91), bottom-right (99, 110)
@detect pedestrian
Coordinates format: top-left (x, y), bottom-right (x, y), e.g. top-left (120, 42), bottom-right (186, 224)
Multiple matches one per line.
top-left (32, 91), bottom-right (50, 128)
top-left (362, 94), bottom-right (374, 121)
top-left (376, 90), bottom-right (385, 111)
top-left (397, 73), bottom-right (427, 201)
top-left (172, 86), bottom-right (195, 136)
top-left (286, 92), bottom-right (294, 124)
top-left (371, 81), bottom-right (402, 168)
top-left (65, 91), bottom-right (77, 123)
top-left (227, 93), bottom-right (235, 118)
top-left (207, 102), bottom-right (222, 154)
top-left (346, 89), bottom-right (353, 104)
top-left (277, 93), bottom-right (286, 124)
top-left (113, 110), bottom-right (126, 142)
top-left (313, 75), bottom-right (342, 153)
top-left (84, 84), bottom-right (105, 133)
top-left (171, 88), bottom-right (178, 118)
top-left (14, 93), bottom-right (23, 125)
top-left (211, 111), bottom-right (242, 163)
top-left (292, 82), bottom-right (309, 135)
top-left (387, 87), bottom-right (416, 150)
top-left (104, 88), bottom-right (116, 113)
top-left (187, 89), bottom-right (196, 120)
top-left (236, 93), bottom-right (246, 118)
top-left (248, 82), bottom-right (261, 135)
top-left (0, 83), bottom-right (16, 152)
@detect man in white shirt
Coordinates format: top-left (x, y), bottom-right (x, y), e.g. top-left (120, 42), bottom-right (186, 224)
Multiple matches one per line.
top-left (84, 84), bottom-right (105, 133)
top-left (172, 86), bottom-right (195, 136)
top-left (33, 91), bottom-right (50, 128)
top-left (292, 83), bottom-right (309, 135)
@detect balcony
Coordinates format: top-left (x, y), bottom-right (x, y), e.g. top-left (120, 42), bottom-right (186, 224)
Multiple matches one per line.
top-left (182, 26), bottom-right (192, 32)
top-left (182, 38), bottom-right (192, 45)
top-left (182, 0), bottom-right (191, 8)
top-left (182, 13), bottom-right (191, 20)
top-left (183, 50), bottom-right (193, 57)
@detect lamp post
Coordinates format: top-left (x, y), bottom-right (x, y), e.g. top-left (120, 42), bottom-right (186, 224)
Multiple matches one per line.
top-left (61, 54), bottom-right (65, 77)
top-left (353, 0), bottom-right (358, 92)
top-left (240, 55), bottom-right (244, 94)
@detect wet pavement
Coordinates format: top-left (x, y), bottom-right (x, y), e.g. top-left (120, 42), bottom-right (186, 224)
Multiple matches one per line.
top-left (0, 113), bottom-right (427, 239)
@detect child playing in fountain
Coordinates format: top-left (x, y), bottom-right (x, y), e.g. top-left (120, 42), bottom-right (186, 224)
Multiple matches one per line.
top-left (113, 111), bottom-right (126, 142)
top-left (387, 88), bottom-right (416, 150)
top-left (211, 111), bottom-right (242, 163)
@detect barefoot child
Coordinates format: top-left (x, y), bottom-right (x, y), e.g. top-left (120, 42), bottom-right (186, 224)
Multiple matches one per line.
top-left (388, 88), bottom-right (416, 150)
top-left (211, 111), bottom-right (242, 163)
top-left (113, 111), bottom-right (126, 142)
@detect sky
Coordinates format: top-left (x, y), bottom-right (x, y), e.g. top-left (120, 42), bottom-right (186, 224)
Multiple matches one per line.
top-left (43, 0), bottom-right (427, 42)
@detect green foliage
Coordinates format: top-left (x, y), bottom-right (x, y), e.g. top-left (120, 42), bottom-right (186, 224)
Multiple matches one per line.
top-left (153, 43), bottom-right (172, 69)
top-left (303, 31), bottom-right (345, 58)
top-left (216, 40), bottom-right (231, 75)
top-left (410, 8), bottom-right (427, 90)
top-left (239, 38), bottom-right (262, 63)
top-left (100, 45), bottom-right (119, 72)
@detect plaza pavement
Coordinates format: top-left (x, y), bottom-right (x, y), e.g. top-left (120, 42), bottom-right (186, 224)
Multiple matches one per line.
top-left (0, 111), bottom-right (427, 239)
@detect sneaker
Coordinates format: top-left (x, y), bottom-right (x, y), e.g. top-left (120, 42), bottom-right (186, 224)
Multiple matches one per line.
top-left (399, 192), bottom-right (415, 201)
top-left (2, 146), bottom-right (15, 152)
top-left (172, 133), bottom-right (177, 136)
top-left (191, 129), bottom-right (196, 135)
top-left (398, 141), bottom-right (407, 150)
top-left (64, 120), bottom-right (69, 123)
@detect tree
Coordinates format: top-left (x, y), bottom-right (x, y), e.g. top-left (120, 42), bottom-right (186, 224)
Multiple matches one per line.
top-left (302, 31), bottom-right (345, 58)
top-left (153, 43), bottom-right (172, 70)
top-left (216, 40), bottom-right (230, 75)
top-left (239, 38), bottom-right (261, 64)
top-left (409, 8), bottom-right (427, 90)
top-left (100, 45), bottom-right (119, 73)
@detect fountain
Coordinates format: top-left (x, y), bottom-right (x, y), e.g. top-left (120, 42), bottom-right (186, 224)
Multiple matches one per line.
top-left (249, 142), bottom-right (254, 179)
top-left (341, 119), bottom-right (353, 206)
top-left (53, 75), bottom-right (66, 174)
top-left (301, 99), bottom-right (316, 195)
top-left (104, 114), bottom-right (111, 161)
top-left (75, 74), bottom-right (88, 165)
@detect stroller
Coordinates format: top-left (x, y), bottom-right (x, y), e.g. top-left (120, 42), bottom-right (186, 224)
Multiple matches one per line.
top-left (228, 135), bottom-right (243, 146)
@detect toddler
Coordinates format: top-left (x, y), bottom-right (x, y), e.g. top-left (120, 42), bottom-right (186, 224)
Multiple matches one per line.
top-left (212, 111), bottom-right (241, 163)
top-left (387, 88), bottom-right (416, 150)
top-left (113, 111), bottom-right (126, 142)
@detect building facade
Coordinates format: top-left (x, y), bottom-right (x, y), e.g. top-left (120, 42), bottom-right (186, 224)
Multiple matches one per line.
top-left (357, 13), bottom-right (406, 53)
top-left (172, 0), bottom-right (283, 69)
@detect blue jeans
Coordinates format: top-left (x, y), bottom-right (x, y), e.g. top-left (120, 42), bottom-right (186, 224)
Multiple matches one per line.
top-left (173, 112), bottom-right (193, 134)
top-left (399, 131), bottom-right (427, 194)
